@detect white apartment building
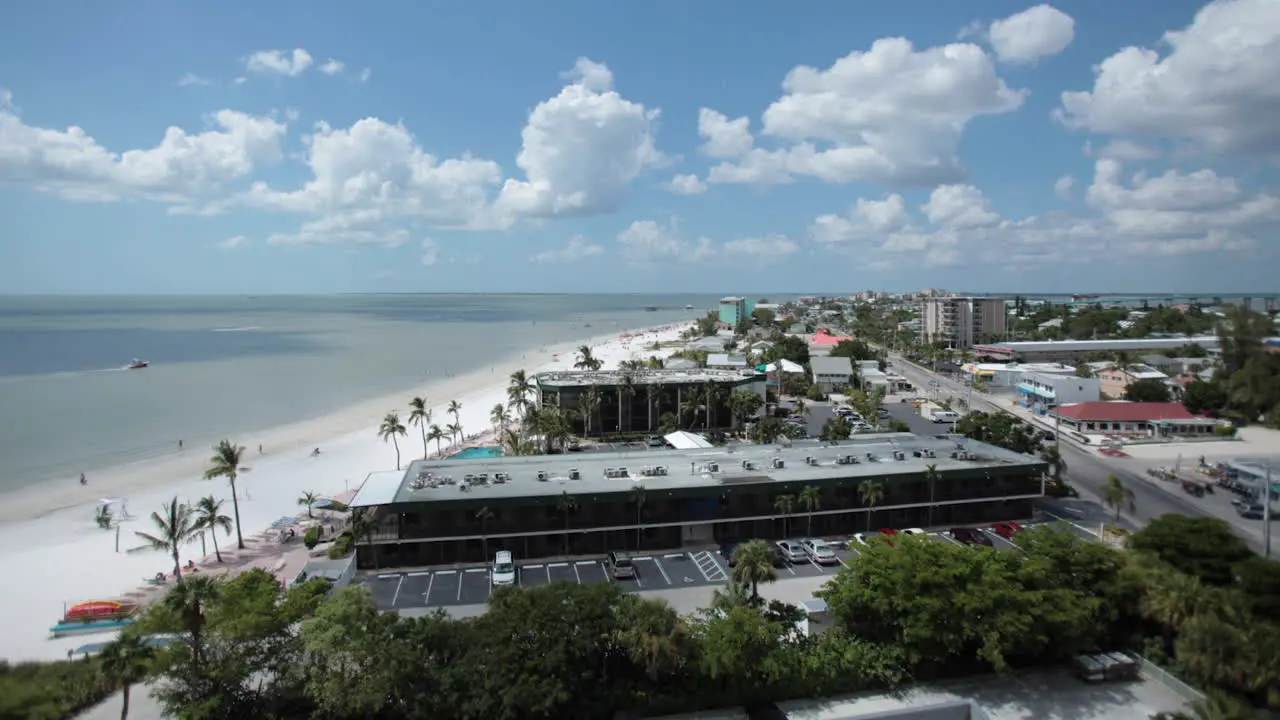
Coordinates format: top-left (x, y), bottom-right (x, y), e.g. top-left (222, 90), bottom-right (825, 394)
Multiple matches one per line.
top-left (922, 297), bottom-right (1008, 348)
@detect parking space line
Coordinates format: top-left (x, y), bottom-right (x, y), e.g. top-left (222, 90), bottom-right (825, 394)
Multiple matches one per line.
top-left (573, 563), bottom-right (582, 583)
top-left (548, 562), bottom-right (568, 567)
top-left (525, 564), bottom-right (543, 570)
top-left (837, 556), bottom-right (849, 568)
top-left (640, 557), bottom-right (672, 585)
top-left (407, 571), bottom-right (431, 577)
top-left (465, 568), bottom-right (486, 573)
top-left (936, 533), bottom-right (962, 546)
top-left (423, 573), bottom-right (436, 602)
top-left (457, 575), bottom-right (464, 602)
top-left (782, 562), bottom-right (796, 575)
top-left (705, 552), bottom-right (728, 582)
top-left (391, 575), bottom-right (405, 607)
top-left (376, 573), bottom-right (399, 579)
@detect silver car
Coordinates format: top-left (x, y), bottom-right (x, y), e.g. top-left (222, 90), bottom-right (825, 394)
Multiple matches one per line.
top-left (775, 539), bottom-right (807, 563)
top-left (801, 538), bottom-right (839, 565)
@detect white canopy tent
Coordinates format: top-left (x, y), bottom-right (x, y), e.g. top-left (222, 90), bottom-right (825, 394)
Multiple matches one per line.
top-left (663, 431), bottom-right (714, 450)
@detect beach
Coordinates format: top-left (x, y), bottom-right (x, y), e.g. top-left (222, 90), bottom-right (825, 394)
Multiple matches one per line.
top-left (0, 314), bottom-right (691, 662)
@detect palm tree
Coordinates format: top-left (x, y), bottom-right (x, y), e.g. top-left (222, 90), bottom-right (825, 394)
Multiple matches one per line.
top-left (575, 345), bottom-right (602, 371)
top-left (924, 464), bottom-right (941, 528)
top-left (204, 439), bottom-right (246, 550)
top-left (578, 386), bottom-right (602, 437)
top-left (558, 491), bottom-right (578, 554)
top-left (859, 480), bottom-right (885, 532)
top-left (490, 403), bottom-right (509, 434)
top-left (99, 631), bottom-right (155, 720)
top-left (475, 506), bottom-right (495, 560)
top-left (618, 374), bottom-right (636, 434)
top-left (1041, 445), bottom-right (1067, 485)
top-left (799, 485), bottom-right (822, 537)
top-left (774, 494), bottom-right (795, 537)
top-left (297, 490), bottom-right (319, 519)
top-left (1103, 474), bottom-right (1135, 522)
top-left (378, 413), bottom-right (407, 470)
top-left (193, 495), bottom-right (233, 563)
top-left (447, 422), bottom-right (464, 447)
top-left (705, 382), bottom-right (726, 430)
top-left (730, 540), bottom-right (779, 602)
top-left (132, 497), bottom-right (198, 582)
top-left (681, 385), bottom-right (705, 430)
top-left (161, 574), bottom-right (219, 672)
top-left (629, 484), bottom-right (647, 549)
top-left (447, 399), bottom-right (463, 438)
top-left (408, 396), bottom-right (431, 459)
top-left (508, 369), bottom-right (534, 419)
top-left (427, 424), bottom-right (446, 457)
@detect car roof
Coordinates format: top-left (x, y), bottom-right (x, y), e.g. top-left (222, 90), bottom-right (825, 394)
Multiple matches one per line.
top-left (496, 550), bottom-right (512, 560)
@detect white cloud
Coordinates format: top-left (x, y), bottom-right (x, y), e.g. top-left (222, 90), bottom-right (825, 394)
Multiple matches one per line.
top-left (232, 77), bottom-right (248, 86)
top-left (707, 37), bottom-right (1025, 187)
top-left (1057, 0), bottom-right (1280, 158)
top-left (245, 48), bottom-right (314, 78)
top-left (494, 58), bottom-right (666, 220)
top-left (1054, 174), bottom-right (1074, 198)
top-left (421, 238), bottom-right (441, 266)
top-left (177, 73), bottom-right (210, 87)
top-left (987, 5), bottom-right (1076, 64)
top-left (922, 184), bottom-right (1000, 229)
top-left (722, 235), bottom-right (799, 264)
top-left (697, 108), bottom-right (753, 158)
top-left (532, 235), bottom-right (604, 263)
top-left (215, 235), bottom-right (249, 250)
top-left (0, 95), bottom-right (287, 203)
top-left (616, 220), bottom-right (713, 266)
top-left (320, 59), bottom-right (345, 76)
top-left (267, 210), bottom-right (410, 248)
top-left (359, 68), bottom-right (372, 84)
top-left (665, 173), bottom-right (707, 195)
top-left (1091, 139), bottom-right (1160, 161)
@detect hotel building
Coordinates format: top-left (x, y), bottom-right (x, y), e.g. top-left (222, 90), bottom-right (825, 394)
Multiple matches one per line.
top-left (922, 297), bottom-right (1008, 348)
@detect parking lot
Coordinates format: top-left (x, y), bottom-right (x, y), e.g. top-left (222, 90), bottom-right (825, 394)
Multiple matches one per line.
top-left (359, 525), bottom-right (1025, 611)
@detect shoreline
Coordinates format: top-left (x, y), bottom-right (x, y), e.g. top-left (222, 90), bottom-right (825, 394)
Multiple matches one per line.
top-left (0, 319), bottom-right (690, 661)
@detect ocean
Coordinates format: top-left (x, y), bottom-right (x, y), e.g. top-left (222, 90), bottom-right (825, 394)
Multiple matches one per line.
top-left (0, 294), bottom-right (712, 492)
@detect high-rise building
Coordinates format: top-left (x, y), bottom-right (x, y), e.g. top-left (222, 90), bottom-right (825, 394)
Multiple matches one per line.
top-left (922, 297), bottom-right (1008, 348)
top-left (717, 297), bottom-right (754, 327)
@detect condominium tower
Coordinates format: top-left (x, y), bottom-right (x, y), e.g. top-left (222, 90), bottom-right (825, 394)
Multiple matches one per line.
top-left (922, 297), bottom-right (1008, 348)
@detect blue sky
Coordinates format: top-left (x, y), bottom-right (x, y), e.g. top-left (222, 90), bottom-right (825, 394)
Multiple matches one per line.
top-left (1, 0), bottom-right (1277, 295)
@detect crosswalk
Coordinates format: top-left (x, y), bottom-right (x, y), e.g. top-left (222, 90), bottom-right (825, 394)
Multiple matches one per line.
top-left (689, 550), bottom-right (728, 582)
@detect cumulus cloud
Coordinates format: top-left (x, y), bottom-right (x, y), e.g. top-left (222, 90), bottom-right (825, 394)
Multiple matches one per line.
top-left (615, 220), bottom-right (797, 267)
top-left (319, 59), bottom-right (345, 76)
top-left (987, 5), bottom-right (1076, 64)
top-left (705, 37), bottom-right (1025, 187)
top-left (0, 95), bottom-right (287, 203)
top-left (1057, 0), bottom-right (1280, 158)
top-left (215, 235), bottom-right (249, 250)
top-left (177, 73), bottom-right (210, 87)
top-left (1054, 174), bottom-right (1075, 198)
top-left (698, 109), bottom-right (753, 158)
top-left (421, 238), bottom-right (441, 266)
top-left (665, 173), bottom-right (708, 195)
top-left (532, 235), bottom-right (604, 263)
top-left (245, 49), bottom-right (313, 77)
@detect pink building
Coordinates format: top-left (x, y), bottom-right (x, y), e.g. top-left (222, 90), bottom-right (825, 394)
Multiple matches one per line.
top-left (1092, 363), bottom-right (1169, 399)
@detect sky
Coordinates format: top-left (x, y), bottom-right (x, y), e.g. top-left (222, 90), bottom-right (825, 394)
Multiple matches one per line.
top-left (1, 0), bottom-right (1278, 295)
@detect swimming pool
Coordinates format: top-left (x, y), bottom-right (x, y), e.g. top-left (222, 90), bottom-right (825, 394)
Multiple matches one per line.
top-left (451, 445), bottom-right (504, 459)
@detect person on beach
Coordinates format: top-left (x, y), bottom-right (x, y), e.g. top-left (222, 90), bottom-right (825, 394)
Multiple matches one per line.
top-left (178, 439), bottom-right (184, 450)
top-left (259, 443), bottom-right (263, 454)
top-left (79, 472), bottom-right (87, 486)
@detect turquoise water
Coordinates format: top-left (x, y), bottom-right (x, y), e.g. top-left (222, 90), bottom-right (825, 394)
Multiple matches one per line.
top-left (451, 446), bottom-right (504, 459)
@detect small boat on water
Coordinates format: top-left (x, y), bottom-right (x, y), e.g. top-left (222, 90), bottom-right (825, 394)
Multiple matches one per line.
top-left (685, 304), bottom-right (694, 310)
top-left (644, 306), bottom-right (659, 312)
top-left (126, 358), bottom-right (149, 370)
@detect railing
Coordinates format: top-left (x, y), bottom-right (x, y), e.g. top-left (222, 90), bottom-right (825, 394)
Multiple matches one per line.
top-left (1135, 654), bottom-right (1206, 704)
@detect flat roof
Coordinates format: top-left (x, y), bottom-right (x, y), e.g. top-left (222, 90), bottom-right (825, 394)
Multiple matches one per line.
top-left (380, 435), bottom-right (1042, 506)
top-left (350, 470), bottom-right (408, 508)
top-left (976, 336), bottom-right (1219, 354)
top-left (536, 368), bottom-right (760, 388)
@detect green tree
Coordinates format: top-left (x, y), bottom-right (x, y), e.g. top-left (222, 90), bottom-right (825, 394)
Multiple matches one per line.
top-left (378, 412), bottom-right (407, 470)
top-left (408, 395), bottom-right (432, 459)
top-left (447, 399), bottom-right (463, 441)
top-left (427, 423), bottom-right (446, 457)
top-left (1183, 380), bottom-right (1228, 416)
top-left (575, 345), bottom-right (602, 371)
top-left (99, 631), bottom-right (155, 720)
top-left (204, 439), bottom-right (247, 550)
top-left (820, 416), bottom-right (852, 441)
top-left (1128, 515), bottom-right (1254, 586)
top-left (799, 485), bottom-right (822, 537)
top-left (193, 495), bottom-right (233, 563)
top-left (1125, 378), bottom-right (1172, 403)
top-left (629, 484), bottom-right (647, 549)
top-left (1102, 474), bottom-right (1135, 522)
top-left (132, 497), bottom-right (199, 582)
top-left (729, 388), bottom-right (764, 433)
top-left (730, 540), bottom-right (779, 601)
top-left (923, 464), bottom-right (941, 527)
top-left (774, 494), bottom-right (795, 537)
top-left (558, 492), bottom-right (578, 554)
top-left (858, 480), bottom-right (884, 532)
top-left (296, 490), bottom-right (319, 519)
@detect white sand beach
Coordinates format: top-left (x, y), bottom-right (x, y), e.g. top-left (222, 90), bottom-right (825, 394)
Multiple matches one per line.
top-left (0, 321), bottom-right (689, 662)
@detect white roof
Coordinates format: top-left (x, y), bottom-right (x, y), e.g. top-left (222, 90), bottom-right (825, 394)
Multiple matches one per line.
top-left (350, 471), bottom-right (407, 508)
top-left (763, 358), bottom-right (805, 374)
top-left (664, 431), bottom-right (714, 450)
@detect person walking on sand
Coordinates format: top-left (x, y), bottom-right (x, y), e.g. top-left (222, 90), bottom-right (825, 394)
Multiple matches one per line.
top-left (259, 443), bottom-right (263, 455)
top-left (178, 439), bottom-right (184, 450)
top-left (79, 472), bottom-right (86, 486)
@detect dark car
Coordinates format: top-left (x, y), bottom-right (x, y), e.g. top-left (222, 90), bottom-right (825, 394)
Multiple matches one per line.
top-left (951, 527), bottom-right (993, 546)
top-left (720, 542), bottom-right (740, 566)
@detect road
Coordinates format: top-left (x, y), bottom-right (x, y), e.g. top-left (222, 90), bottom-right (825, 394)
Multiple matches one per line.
top-left (885, 354), bottom-right (1222, 534)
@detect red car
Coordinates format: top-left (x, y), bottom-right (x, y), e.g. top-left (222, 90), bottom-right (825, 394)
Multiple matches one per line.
top-left (991, 521), bottom-right (1023, 539)
top-left (877, 528), bottom-right (899, 546)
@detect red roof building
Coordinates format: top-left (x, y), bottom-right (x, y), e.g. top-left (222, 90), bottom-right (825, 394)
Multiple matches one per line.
top-left (810, 328), bottom-right (853, 346)
top-left (1051, 401), bottom-right (1221, 439)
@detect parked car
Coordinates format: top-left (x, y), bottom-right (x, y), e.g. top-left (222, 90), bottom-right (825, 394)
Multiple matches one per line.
top-left (951, 527), bottom-right (993, 546)
top-left (606, 551), bottom-right (636, 579)
top-left (991, 521), bottom-right (1024, 538)
top-left (645, 435), bottom-right (666, 448)
top-left (931, 410), bottom-right (960, 423)
top-left (801, 538), bottom-right (840, 565)
top-left (1237, 503), bottom-right (1266, 520)
top-left (492, 550), bottom-right (517, 586)
top-left (775, 539), bottom-right (807, 563)
top-left (851, 533), bottom-right (870, 548)
top-left (901, 528), bottom-right (926, 536)
top-left (877, 528), bottom-right (899, 546)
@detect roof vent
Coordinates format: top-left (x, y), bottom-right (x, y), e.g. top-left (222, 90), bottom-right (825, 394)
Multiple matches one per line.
top-left (771, 457), bottom-right (785, 469)
top-left (536, 470), bottom-right (549, 482)
top-left (568, 468), bottom-right (581, 480)
top-left (706, 462), bottom-right (720, 473)
top-left (618, 467), bottom-right (629, 477)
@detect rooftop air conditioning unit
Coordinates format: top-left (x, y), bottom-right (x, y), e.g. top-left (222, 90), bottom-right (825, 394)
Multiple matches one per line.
top-left (847, 455), bottom-right (860, 464)
top-left (893, 450), bottom-right (905, 461)
top-left (923, 449), bottom-right (935, 458)
top-left (605, 468), bottom-right (616, 478)
top-left (912, 449), bottom-right (924, 458)
top-left (805, 456), bottom-right (816, 465)
top-left (866, 453), bottom-right (876, 461)
top-left (706, 462), bottom-right (720, 473)
top-left (771, 458), bottom-right (785, 469)
top-left (618, 467), bottom-right (628, 476)
top-left (536, 470), bottom-right (549, 481)
top-left (835, 455), bottom-right (848, 465)
top-left (657, 466), bottom-right (668, 475)
top-left (477, 473), bottom-right (489, 482)
top-left (569, 468), bottom-right (581, 480)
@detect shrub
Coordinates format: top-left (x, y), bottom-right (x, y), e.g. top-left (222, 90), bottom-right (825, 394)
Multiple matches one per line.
top-left (1214, 425), bottom-right (1238, 437)
top-left (327, 535), bottom-right (352, 559)
top-left (303, 527), bottom-right (321, 550)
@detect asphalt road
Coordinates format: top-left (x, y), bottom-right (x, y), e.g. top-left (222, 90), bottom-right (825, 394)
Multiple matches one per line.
top-left (885, 355), bottom-right (1220, 534)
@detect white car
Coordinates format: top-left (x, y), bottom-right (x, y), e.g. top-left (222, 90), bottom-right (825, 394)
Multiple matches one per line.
top-left (492, 550), bottom-right (517, 586)
top-left (851, 533), bottom-right (870, 548)
top-left (802, 538), bottom-right (840, 565)
top-left (901, 528), bottom-right (927, 536)
top-left (775, 539), bottom-right (807, 563)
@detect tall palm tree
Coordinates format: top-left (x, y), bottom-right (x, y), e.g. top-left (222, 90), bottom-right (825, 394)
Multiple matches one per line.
top-left (447, 422), bottom-right (464, 447)
top-left (1041, 445), bottom-right (1067, 485)
top-left (297, 490), bottom-right (319, 519)
top-left (447, 400), bottom-right (463, 438)
top-left (132, 497), bottom-right (198, 582)
top-left (575, 345), bottom-right (602, 371)
top-left (681, 385), bottom-right (705, 430)
top-left (618, 374), bottom-right (636, 434)
top-left (99, 632), bottom-right (155, 720)
top-left (1103, 474), bottom-right (1135, 522)
top-left (924, 464), bottom-right (941, 528)
top-left (799, 485), bottom-right (822, 537)
top-left (558, 491), bottom-right (578, 554)
top-left (774, 494), bottom-right (795, 537)
top-left (408, 396), bottom-right (432, 459)
top-left (578, 386), bottom-right (602, 437)
top-left (629, 484), bottom-right (647, 549)
top-left (161, 575), bottom-right (219, 672)
top-left (508, 369), bottom-right (534, 419)
top-left (705, 382), bottom-right (725, 430)
top-left (427, 424), bottom-right (446, 457)
top-left (204, 439), bottom-right (246, 550)
top-left (490, 403), bottom-right (509, 434)
top-left (859, 480), bottom-right (885, 532)
top-left (475, 506), bottom-right (495, 560)
top-left (193, 495), bottom-right (233, 563)
top-left (379, 413), bottom-right (407, 470)
top-left (730, 540), bottom-right (778, 602)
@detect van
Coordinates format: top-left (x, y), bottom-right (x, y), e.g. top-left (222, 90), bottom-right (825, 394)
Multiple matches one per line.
top-left (492, 550), bottom-right (517, 586)
top-left (931, 410), bottom-right (960, 424)
top-left (607, 551), bottom-right (636, 579)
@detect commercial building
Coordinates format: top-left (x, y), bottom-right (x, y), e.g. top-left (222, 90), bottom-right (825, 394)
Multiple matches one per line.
top-left (1091, 364), bottom-right (1169, 400)
top-left (972, 336), bottom-right (1219, 363)
top-left (922, 297), bottom-right (1008, 348)
top-left (962, 362), bottom-right (1078, 388)
top-left (1049, 402), bottom-right (1222, 439)
top-left (535, 368), bottom-right (766, 436)
top-left (718, 297), bottom-right (755, 327)
top-left (347, 435), bottom-right (1046, 568)
top-left (810, 355), bottom-right (855, 393)
top-left (1016, 372), bottom-right (1101, 411)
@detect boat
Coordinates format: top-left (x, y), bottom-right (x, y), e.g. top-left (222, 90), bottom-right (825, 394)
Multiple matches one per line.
top-left (126, 358), bottom-right (149, 370)
top-left (50, 618), bottom-right (136, 638)
top-left (685, 304), bottom-right (694, 310)
top-left (644, 306), bottom-right (659, 312)
top-left (51, 599), bottom-right (138, 638)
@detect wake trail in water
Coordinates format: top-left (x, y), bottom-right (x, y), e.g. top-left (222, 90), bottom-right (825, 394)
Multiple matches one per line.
top-left (0, 366), bottom-right (129, 385)
top-left (211, 326), bottom-right (264, 332)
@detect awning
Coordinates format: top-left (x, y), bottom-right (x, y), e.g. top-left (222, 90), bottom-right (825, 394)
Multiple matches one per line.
top-left (664, 431), bottom-right (714, 450)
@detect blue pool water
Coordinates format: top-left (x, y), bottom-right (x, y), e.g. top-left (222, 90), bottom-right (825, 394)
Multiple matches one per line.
top-left (451, 446), bottom-right (504, 459)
